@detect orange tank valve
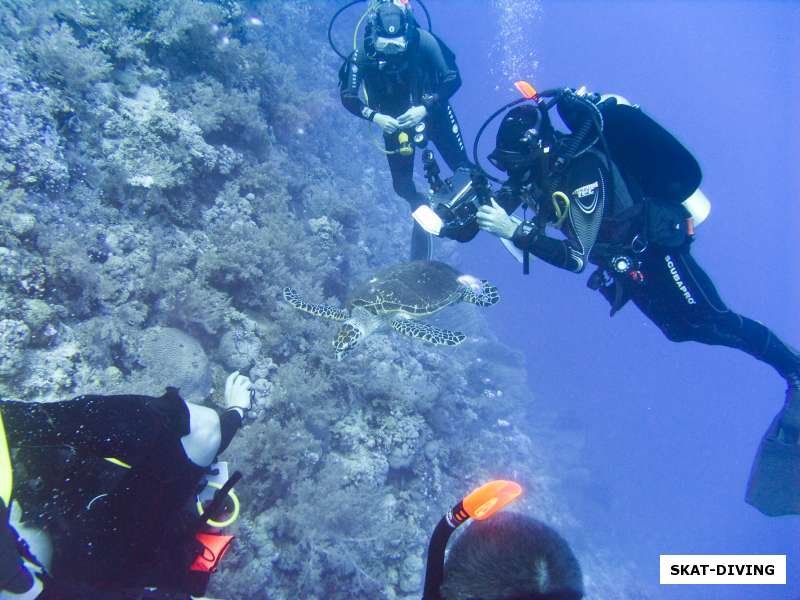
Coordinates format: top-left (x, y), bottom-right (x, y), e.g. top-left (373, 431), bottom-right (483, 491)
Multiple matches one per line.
top-left (514, 81), bottom-right (539, 100)
top-left (462, 480), bottom-right (523, 521)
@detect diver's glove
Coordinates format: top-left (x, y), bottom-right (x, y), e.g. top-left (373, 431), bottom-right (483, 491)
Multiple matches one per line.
top-left (224, 371), bottom-right (253, 419)
top-left (373, 113), bottom-right (400, 135)
top-left (476, 199), bottom-right (518, 239)
top-left (397, 105), bottom-right (427, 129)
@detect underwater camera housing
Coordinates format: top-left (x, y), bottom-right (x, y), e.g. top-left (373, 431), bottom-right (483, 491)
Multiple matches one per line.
top-left (412, 151), bottom-right (492, 242)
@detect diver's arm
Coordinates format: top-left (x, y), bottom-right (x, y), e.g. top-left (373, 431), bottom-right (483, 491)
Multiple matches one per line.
top-left (511, 226), bottom-right (576, 271)
top-left (215, 371), bottom-right (251, 455)
top-left (418, 31), bottom-right (461, 110)
top-left (178, 372), bottom-right (251, 465)
top-left (513, 153), bottom-right (608, 273)
top-left (217, 410), bottom-right (242, 454)
top-left (339, 51), bottom-right (376, 121)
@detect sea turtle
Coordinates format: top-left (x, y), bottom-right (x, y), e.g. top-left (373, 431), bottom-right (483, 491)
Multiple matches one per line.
top-left (283, 260), bottom-right (499, 359)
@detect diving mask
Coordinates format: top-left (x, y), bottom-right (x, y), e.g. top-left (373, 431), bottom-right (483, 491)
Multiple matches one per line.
top-left (375, 35), bottom-right (408, 55)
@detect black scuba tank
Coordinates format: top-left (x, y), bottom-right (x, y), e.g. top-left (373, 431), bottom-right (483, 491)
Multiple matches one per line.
top-left (558, 94), bottom-right (702, 206)
top-left (601, 101), bottom-right (702, 206)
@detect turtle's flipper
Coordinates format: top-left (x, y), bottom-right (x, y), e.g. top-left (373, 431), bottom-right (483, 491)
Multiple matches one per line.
top-left (461, 280), bottom-right (500, 307)
top-left (390, 319), bottom-right (466, 346)
top-left (283, 288), bottom-right (348, 321)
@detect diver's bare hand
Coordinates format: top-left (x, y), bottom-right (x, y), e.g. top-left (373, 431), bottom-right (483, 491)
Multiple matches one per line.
top-left (397, 105), bottom-right (427, 128)
top-left (373, 113), bottom-right (400, 135)
top-left (225, 371), bottom-right (252, 413)
top-left (477, 199), bottom-right (517, 239)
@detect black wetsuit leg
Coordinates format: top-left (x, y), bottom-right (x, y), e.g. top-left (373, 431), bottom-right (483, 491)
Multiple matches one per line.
top-left (427, 103), bottom-right (470, 171)
top-left (631, 245), bottom-right (800, 378)
top-left (384, 135), bottom-right (430, 261)
top-left (384, 105), bottom-right (470, 260)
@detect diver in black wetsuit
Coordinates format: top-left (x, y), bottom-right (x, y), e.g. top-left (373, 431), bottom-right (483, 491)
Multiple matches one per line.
top-left (475, 91), bottom-right (800, 516)
top-left (0, 371), bottom-right (252, 598)
top-left (338, 1), bottom-right (469, 261)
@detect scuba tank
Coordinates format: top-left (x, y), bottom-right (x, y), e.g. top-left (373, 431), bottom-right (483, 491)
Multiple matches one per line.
top-left (558, 91), bottom-right (709, 223)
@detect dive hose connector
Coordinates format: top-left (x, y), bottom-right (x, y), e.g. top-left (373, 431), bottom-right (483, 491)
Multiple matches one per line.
top-left (422, 480), bottom-right (522, 600)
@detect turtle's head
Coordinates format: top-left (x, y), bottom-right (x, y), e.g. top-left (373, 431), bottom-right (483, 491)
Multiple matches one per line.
top-left (334, 322), bottom-right (362, 360)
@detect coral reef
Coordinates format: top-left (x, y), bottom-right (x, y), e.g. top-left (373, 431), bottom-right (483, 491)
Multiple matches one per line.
top-left (0, 1), bottom-right (645, 598)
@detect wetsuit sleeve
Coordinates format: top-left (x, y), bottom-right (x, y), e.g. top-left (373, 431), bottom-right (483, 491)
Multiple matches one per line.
top-left (0, 394), bottom-right (172, 467)
top-left (339, 51), bottom-right (376, 121)
top-left (217, 409), bottom-right (242, 455)
top-left (417, 31), bottom-right (461, 110)
top-left (512, 152), bottom-right (608, 273)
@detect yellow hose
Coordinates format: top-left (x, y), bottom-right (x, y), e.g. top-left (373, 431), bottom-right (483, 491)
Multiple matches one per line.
top-left (196, 482), bottom-right (241, 529)
top-left (551, 191), bottom-right (571, 228)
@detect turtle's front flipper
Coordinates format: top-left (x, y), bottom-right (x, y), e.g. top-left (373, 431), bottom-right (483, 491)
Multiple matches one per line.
top-left (390, 319), bottom-right (466, 346)
top-left (461, 280), bottom-right (500, 307)
top-left (283, 288), bottom-right (348, 321)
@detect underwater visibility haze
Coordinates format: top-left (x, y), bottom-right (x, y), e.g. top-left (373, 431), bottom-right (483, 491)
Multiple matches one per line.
top-left (0, 1), bottom-right (798, 599)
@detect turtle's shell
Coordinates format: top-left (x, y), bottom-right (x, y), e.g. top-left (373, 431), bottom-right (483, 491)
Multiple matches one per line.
top-left (348, 260), bottom-right (465, 317)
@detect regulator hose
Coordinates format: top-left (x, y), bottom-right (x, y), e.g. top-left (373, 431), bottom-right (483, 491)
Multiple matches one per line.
top-left (328, 0), bottom-right (364, 60)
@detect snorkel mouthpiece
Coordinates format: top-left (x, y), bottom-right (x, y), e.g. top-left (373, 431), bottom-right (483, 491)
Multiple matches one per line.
top-left (423, 480), bottom-right (523, 599)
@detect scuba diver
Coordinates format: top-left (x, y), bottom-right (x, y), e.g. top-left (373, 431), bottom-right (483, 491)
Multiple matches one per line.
top-left (337, 0), bottom-right (470, 261)
top-left (471, 86), bottom-right (800, 517)
top-left (0, 371), bottom-right (252, 599)
top-left (421, 480), bottom-right (584, 600)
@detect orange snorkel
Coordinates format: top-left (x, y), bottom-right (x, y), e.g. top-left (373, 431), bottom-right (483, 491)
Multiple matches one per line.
top-left (422, 480), bottom-right (523, 599)
top-left (514, 80), bottom-right (539, 100)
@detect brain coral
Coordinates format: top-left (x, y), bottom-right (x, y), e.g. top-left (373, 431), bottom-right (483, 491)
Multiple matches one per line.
top-left (134, 326), bottom-right (211, 402)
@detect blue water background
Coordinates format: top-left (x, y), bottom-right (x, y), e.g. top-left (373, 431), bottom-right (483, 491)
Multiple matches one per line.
top-left (424, 1), bottom-right (799, 597)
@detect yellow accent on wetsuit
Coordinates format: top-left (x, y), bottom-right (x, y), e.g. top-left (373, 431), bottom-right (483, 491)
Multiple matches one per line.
top-left (103, 457), bottom-right (132, 469)
top-left (0, 411), bottom-right (12, 506)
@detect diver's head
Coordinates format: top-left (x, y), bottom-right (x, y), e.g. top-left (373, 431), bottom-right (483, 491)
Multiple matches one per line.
top-left (488, 104), bottom-right (554, 186)
top-left (440, 511), bottom-right (585, 600)
top-left (370, 2), bottom-right (412, 57)
top-left (334, 322), bottom-right (362, 360)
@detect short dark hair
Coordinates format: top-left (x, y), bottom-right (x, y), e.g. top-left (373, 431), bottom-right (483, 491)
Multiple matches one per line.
top-left (440, 512), bottom-right (584, 600)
